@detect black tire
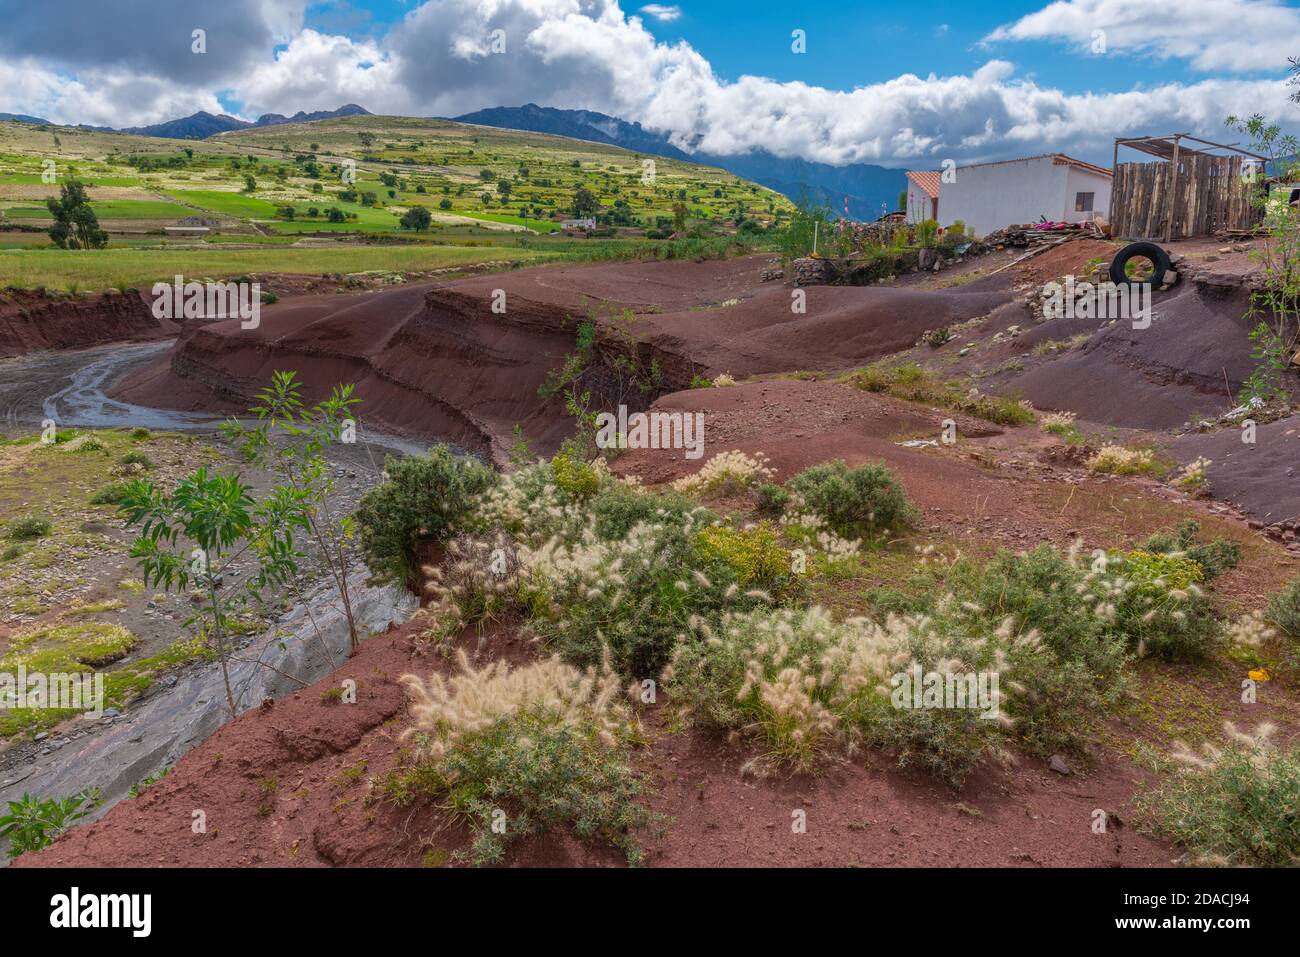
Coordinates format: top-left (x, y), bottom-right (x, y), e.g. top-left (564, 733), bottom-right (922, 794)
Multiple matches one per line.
top-left (1109, 241), bottom-right (1170, 288)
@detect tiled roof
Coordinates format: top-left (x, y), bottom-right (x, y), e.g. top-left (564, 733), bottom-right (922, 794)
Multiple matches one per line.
top-left (1051, 153), bottom-right (1113, 178)
top-left (905, 170), bottom-right (941, 199)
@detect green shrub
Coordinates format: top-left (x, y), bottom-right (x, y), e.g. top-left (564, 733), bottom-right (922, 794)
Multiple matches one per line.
top-left (1266, 576), bottom-right (1300, 642)
top-left (1138, 723), bottom-right (1300, 866)
top-left (393, 655), bottom-right (652, 865)
top-left (786, 460), bottom-right (915, 538)
top-left (116, 451), bottom-right (153, 470)
top-left (667, 606), bottom-right (1015, 784)
top-left (129, 427), bottom-right (152, 440)
top-left (550, 451), bottom-right (600, 500)
top-left (89, 482), bottom-right (131, 506)
top-left (433, 712), bottom-right (650, 865)
top-left (868, 545), bottom-right (1132, 757)
top-left (354, 446), bottom-right (496, 588)
top-left (588, 482), bottom-right (706, 542)
top-left (6, 515), bottom-right (51, 540)
top-left (1107, 550), bottom-right (1221, 660)
top-left (693, 523), bottom-right (800, 601)
top-left (528, 510), bottom-right (755, 679)
top-left (0, 789), bottom-right (100, 858)
top-left (845, 364), bottom-right (1035, 426)
top-left (1141, 520), bottom-right (1241, 581)
top-left (754, 481), bottom-right (790, 516)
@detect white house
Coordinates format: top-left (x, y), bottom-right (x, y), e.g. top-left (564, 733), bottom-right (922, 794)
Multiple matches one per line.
top-left (933, 154), bottom-right (1112, 238)
top-left (904, 170), bottom-right (940, 225)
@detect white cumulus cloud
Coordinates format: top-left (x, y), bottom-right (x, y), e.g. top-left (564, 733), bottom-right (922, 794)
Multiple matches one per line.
top-left (0, 0), bottom-right (1295, 167)
top-left (639, 4), bottom-right (682, 22)
top-left (985, 0), bottom-right (1299, 73)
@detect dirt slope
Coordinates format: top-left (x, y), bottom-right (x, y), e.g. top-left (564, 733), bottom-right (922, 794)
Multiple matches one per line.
top-left (111, 255), bottom-right (1017, 462)
top-left (1009, 283), bottom-right (1256, 430)
top-left (0, 288), bottom-right (177, 357)
top-left (16, 616), bottom-right (1174, 869)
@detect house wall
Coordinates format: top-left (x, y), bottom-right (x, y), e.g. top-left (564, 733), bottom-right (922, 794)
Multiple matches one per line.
top-left (905, 181), bottom-right (937, 225)
top-left (938, 157), bottom-right (1110, 237)
top-left (1063, 167), bottom-right (1112, 224)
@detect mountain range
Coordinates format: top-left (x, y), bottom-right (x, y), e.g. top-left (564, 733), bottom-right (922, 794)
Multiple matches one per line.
top-left (0, 112), bottom-right (50, 125)
top-left (0, 104), bottom-right (371, 140)
top-left (453, 104), bottom-right (908, 220)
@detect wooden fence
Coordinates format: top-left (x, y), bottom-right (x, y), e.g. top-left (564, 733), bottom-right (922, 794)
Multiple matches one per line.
top-left (1109, 154), bottom-right (1263, 240)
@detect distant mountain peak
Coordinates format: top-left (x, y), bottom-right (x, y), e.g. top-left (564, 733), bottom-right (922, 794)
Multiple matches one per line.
top-left (0, 112), bottom-right (51, 125)
top-left (253, 104), bottom-right (371, 127)
top-left (101, 104), bottom-right (372, 141)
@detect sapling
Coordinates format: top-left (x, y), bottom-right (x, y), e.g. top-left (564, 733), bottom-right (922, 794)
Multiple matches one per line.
top-left (223, 370), bottom-right (366, 653)
top-left (1225, 113), bottom-right (1300, 404)
top-left (117, 467), bottom-right (304, 715)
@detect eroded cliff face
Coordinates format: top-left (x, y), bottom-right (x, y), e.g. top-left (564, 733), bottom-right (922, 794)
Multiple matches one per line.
top-left (108, 255), bottom-right (1025, 461)
top-left (110, 278), bottom-right (598, 462)
top-left (0, 288), bottom-right (177, 357)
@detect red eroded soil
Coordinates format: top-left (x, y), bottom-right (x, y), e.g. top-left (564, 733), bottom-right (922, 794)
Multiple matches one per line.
top-left (110, 254), bottom-right (1017, 462)
top-left (1014, 238), bottom-right (1120, 286)
top-left (16, 616), bottom-right (1174, 869)
top-left (21, 377), bottom-right (1299, 868)
top-left (0, 288), bottom-right (177, 357)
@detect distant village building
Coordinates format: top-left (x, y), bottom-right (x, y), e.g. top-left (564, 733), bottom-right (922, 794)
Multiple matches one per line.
top-left (164, 216), bottom-right (221, 238)
top-left (933, 154), bottom-right (1112, 238)
top-left (163, 225), bottom-right (211, 238)
top-left (903, 171), bottom-right (940, 225)
top-left (560, 217), bottom-right (596, 234)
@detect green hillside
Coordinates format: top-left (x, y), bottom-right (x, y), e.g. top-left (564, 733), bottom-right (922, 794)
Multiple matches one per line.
top-left (0, 116), bottom-right (790, 289)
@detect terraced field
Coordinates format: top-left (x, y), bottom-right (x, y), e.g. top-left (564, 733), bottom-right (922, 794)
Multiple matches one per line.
top-left (0, 116), bottom-right (789, 290)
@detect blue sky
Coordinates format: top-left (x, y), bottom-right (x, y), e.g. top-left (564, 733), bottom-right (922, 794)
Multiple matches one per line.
top-left (1, 0), bottom-right (1297, 168)
top-left (300, 0), bottom-right (1290, 94)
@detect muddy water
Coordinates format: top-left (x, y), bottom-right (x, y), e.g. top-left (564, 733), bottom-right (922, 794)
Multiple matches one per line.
top-left (0, 341), bottom-right (424, 859)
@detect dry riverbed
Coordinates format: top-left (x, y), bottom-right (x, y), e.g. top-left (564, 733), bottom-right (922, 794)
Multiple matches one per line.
top-left (0, 422), bottom-right (385, 751)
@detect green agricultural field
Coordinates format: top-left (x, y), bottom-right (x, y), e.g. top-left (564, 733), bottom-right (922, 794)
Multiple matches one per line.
top-left (1, 199), bottom-right (197, 222)
top-left (0, 244), bottom-right (550, 290)
top-left (0, 116), bottom-right (786, 288)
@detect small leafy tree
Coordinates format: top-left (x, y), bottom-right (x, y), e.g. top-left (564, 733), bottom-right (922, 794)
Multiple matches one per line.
top-left (399, 206), bottom-right (433, 231)
top-left (776, 187), bottom-right (831, 264)
top-left (1226, 110), bottom-right (1300, 403)
top-left (539, 310), bottom-right (665, 459)
top-left (223, 371), bottom-right (366, 653)
top-left (572, 186), bottom-right (599, 218)
top-left (117, 468), bottom-right (305, 715)
top-left (46, 180), bottom-right (108, 249)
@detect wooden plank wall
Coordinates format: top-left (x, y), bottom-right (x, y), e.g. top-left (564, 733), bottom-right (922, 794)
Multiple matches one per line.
top-left (1109, 156), bottom-right (1264, 239)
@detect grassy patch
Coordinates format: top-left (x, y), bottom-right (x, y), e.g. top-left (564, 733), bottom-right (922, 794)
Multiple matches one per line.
top-left (844, 363), bottom-right (1036, 426)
